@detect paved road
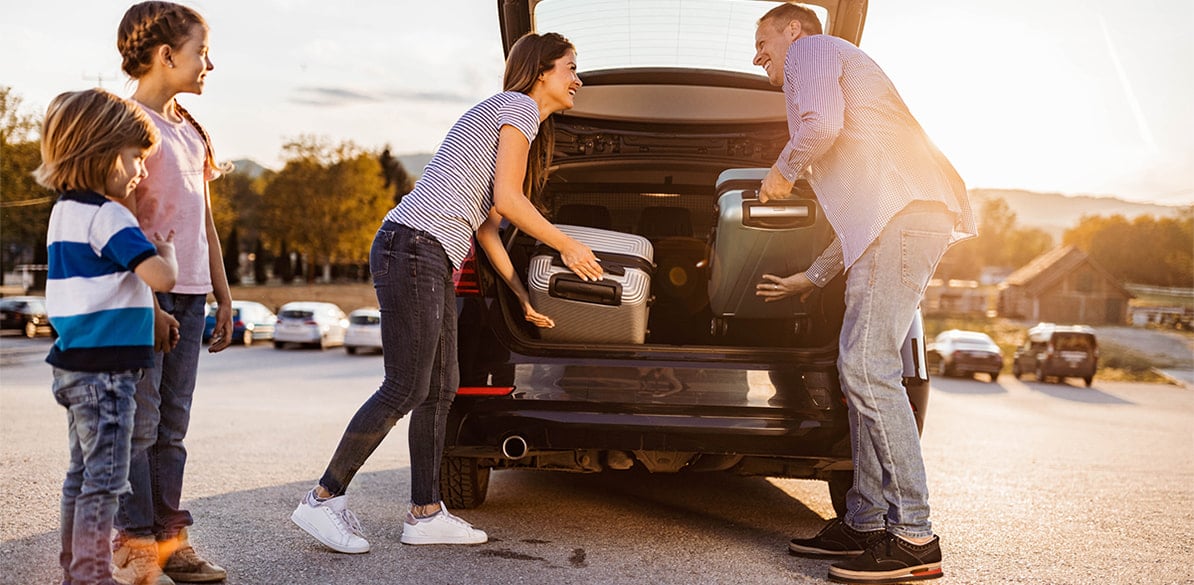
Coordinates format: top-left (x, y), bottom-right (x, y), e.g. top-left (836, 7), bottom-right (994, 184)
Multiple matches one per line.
top-left (1, 336), bottom-right (1192, 585)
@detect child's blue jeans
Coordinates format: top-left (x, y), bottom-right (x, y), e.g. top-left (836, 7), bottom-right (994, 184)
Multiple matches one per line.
top-left (53, 368), bottom-right (141, 585)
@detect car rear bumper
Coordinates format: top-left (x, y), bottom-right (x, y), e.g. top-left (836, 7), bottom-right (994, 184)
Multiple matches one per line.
top-left (445, 398), bottom-right (849, 461)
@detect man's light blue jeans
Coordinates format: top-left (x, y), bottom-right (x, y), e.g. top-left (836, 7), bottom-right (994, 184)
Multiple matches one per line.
top-left (839, 201), bottom-right (954, 540)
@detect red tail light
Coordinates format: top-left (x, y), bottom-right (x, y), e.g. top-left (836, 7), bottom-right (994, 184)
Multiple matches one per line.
top-left (453, 245), bottom-right (482, 297)
top-left (457, 386), bottom-right (514, 397)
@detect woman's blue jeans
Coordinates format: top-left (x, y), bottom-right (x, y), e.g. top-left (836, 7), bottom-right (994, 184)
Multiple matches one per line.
top-left (53, 367), bottom-right (140, 585)
top-left (839, 201), bottom-right (954, 540)
top-left (320, 222), bottom-right (459, 506)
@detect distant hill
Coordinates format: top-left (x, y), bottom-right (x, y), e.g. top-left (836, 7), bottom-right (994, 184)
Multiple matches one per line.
top-left (228, 158), bottom-right (269, 180)
top-left (969, 189), bottom-right (1184, 239)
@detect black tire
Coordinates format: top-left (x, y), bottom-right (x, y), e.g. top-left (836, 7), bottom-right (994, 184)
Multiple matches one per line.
top-left (989, 371), bottom-right (999, 382)
top-left (441, 456), bottom-right (490, 509)
top-left (346, 346), bottom-right (357, 355)
top-left (827, 470), bottom-right (852, 519)
top-left (1011, 364), bottom-right (1021, 378)
top-left (1084, 376), bottom-right (1093, 387)
top-left (274, 341), bottom-right (285, 349)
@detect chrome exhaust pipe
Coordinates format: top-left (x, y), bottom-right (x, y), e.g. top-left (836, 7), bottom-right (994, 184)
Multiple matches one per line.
top-left (500, 435), bottom-right (529, 460)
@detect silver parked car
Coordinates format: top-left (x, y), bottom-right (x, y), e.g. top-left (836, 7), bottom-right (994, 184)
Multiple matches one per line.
top-left (273, 301), bottom-right (348, 350)
top-left (344, 307), bottom-right (382, 354)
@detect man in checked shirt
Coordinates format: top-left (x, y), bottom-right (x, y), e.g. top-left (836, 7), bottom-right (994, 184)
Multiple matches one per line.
top-left (750, 3), bottom-right (976, 584)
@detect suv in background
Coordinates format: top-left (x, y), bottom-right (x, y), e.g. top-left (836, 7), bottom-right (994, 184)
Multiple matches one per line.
top-left (1012, 323), bottom-right (1098, 386)
top-left (442, 0), bottom-right (927, 517)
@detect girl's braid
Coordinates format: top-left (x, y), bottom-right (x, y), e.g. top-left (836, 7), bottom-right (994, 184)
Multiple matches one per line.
top-left (175, 102), bottom-right (230, 177)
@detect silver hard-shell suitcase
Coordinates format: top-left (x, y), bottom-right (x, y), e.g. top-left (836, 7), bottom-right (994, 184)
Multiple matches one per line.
top-left (707, 168), bottom-right (834, 332)
top-left (528, 224), bottom-right (654, 344)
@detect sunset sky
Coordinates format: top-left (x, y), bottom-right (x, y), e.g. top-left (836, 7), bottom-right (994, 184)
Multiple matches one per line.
top-left (3, 0), bottom-right (1191, 206)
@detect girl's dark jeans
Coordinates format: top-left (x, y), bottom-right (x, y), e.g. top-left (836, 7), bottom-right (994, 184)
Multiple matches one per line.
top-left (320, 221), bottom-right (459, 505)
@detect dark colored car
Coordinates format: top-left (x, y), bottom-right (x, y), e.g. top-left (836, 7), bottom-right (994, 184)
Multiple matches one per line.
top-left (0, 295), bottom-right (55, 338)
top-left (1012, 323), bottom-right (1098, 386)
top-left (441, 0), bottom-right (929, 517)
top-left (202, 300), bottom-right (278, 346)
top-left (927, 329), bottom-right (1003, 382)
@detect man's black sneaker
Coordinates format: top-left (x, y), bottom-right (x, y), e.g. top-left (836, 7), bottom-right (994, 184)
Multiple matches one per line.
top-left (788, 518), bottom-right (887, 557)
top-left (828, 533), bottom-right (943, 584)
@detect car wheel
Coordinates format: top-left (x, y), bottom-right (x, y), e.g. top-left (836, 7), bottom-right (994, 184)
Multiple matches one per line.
top-left (24, 320), bottom-right (38, 339)
top-left (827, 470), bottom-right (852, 519)
top-left (989, 371), bottom-right (999, 382)
top-left (440, 456), bottom-right (490, 509)
top-left (936, 360), bottom-right (950, 378)
top-left (1012, 364), bottom-right (1021, 378)
top-left (242, 330), bottom-right (253, 346)
top-left (1084, 375), bottom-right (1094, 387)
top-left (274, 341), bottom-right (285, 350)
top-left (346, 346), bottom-right (357, 355)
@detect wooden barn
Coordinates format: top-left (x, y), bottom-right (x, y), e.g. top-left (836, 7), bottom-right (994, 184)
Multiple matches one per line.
top-left (997, 246), bottom-right (1133, 325)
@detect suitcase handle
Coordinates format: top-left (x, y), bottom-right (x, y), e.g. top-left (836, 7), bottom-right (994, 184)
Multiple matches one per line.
top-left (548, 273), bottom-right (623, 306)
top-left (739, 192), bottom-right (818, 229)
top-left (534, 247), bottom-right (655, 277)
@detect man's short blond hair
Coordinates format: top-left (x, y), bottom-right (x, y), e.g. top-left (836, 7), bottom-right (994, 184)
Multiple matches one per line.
top-left (759, 2), bottom-right (824, 36)
top-left (34, 88), bottom-right (158, 193)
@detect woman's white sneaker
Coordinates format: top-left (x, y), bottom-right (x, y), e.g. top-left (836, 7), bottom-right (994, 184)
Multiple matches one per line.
top-left (400, 505), bottom-right (488, 545)
top-left (291, 490), bottom-right (371, 554)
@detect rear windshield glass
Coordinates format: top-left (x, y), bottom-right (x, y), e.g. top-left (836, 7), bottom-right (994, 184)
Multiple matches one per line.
top-left (350, 314), bottom-right (380, 325)
top-left (1054, 334), bottom-right (1096, 351)
top-left (533, 0), bottom-right (828, 75)
top-left (281, 310), bottom-right (313, 319)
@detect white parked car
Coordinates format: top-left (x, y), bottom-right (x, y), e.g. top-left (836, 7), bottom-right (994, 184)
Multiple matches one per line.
top-left (273, 301), bottom-right (348, 350)
top-left (344, 307), bottom-right (383, 354)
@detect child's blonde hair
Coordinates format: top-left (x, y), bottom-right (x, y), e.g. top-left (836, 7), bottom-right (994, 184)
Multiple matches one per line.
top-left (34, 88), bottom-right (159, 193)
top-left (118, 1), bottom-right (225, 176)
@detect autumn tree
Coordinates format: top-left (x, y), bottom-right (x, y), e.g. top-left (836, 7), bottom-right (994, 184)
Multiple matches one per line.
top-left (935, 195), bottom-right (1053, 280)
top-left (260, 136), bottom-right (389, 282)
top-left (0, 86), bottom-right (52, 287)
top-left (1064, 211), bottom-right (1194, 287)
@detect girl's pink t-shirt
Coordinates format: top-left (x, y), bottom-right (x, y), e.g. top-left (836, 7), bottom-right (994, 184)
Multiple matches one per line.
top-left (134, 105), bottom-right (215, 294)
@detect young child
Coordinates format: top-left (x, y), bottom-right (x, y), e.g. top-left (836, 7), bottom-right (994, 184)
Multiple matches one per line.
top-left (36, 88), bottom-right (179, 585)
top-left (112, 3), bottom-right (232, 583)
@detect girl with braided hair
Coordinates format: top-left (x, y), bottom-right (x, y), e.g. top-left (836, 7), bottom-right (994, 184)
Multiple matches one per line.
top-left (112, 3), bottom-right (230, 584)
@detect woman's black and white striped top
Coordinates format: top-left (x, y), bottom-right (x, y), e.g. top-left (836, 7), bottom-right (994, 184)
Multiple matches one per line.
top-left (387, 91), bottom-right (541, 269)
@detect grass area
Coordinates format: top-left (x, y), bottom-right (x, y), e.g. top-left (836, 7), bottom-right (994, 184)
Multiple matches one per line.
top-left (923, 315), bottom-right (1167, 384)
top-left (212, 282), bottom-right (377, 313)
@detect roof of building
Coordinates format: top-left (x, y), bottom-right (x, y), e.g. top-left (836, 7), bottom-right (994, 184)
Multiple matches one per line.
top-left (1002, 245), bottom-right (1134, 298)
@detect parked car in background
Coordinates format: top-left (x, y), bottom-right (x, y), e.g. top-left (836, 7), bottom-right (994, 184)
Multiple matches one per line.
top-left (203, 301), bottom-right (277, 346)
top-left (344, 308), bottom-right (382, 354)
top-left (1012, 323), bottom-right (1098, 386)
top-left (273, 302), bottom-right (348, 350)
top-left (0, 296), bottom-right (55, 338)
top-left (927, 329), bottom-right (1003, 382)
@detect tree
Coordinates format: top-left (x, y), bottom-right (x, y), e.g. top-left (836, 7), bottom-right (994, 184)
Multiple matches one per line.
top-left (1063, 212), bottom-right (1193, 287)
top-left (0, 87), bottom-right (52, 287)
top-left (260, 136), bottom-right (390, 282)
top-left (379, 146), bottom-right (413, 205)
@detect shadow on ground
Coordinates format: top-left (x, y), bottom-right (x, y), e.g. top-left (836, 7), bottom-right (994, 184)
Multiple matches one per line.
top-left (4, 466), bottom-right (837, 585)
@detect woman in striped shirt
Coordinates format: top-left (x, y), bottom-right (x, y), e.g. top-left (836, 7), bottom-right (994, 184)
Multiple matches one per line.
top-left (292, 32), bottom-right (603, 554)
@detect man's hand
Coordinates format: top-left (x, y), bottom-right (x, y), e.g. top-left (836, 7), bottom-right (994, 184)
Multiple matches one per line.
top-left (207, 302), bottom-right (234, 353)
top-left (154, 308), bottom-right (180, 353)
top-left (758, 166), bottom-right (796, 203)
top-left (756, 272), bottom-right (817, 303)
